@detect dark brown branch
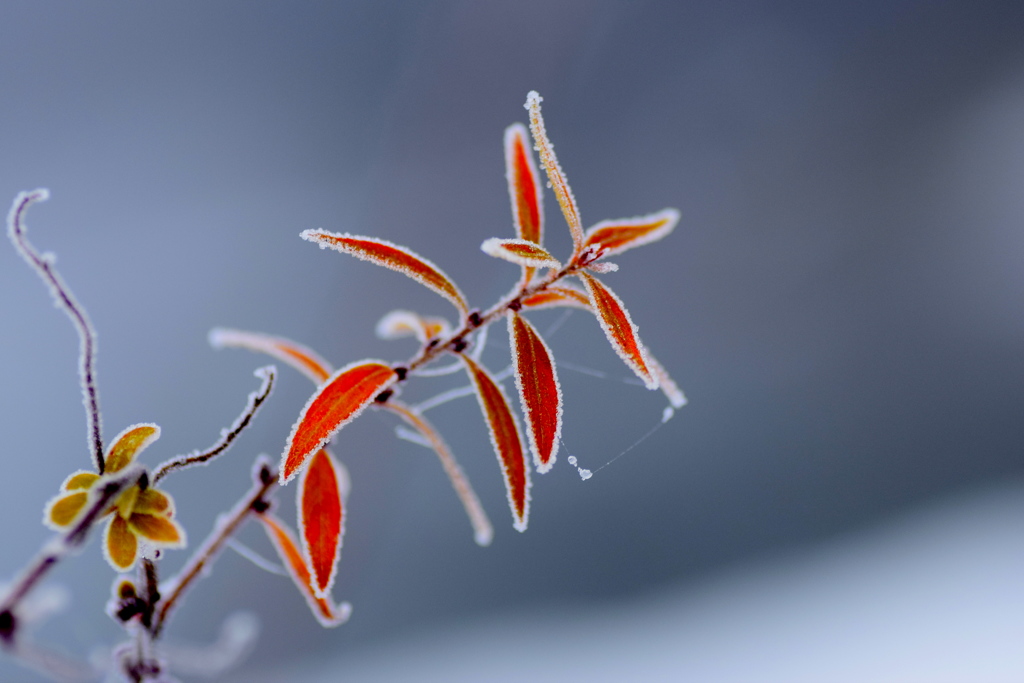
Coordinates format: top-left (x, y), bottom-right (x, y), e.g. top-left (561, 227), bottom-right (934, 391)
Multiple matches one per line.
top-left (152, 367), bottom-right (275, 483)
top-left (7, 189), bottom-right (106, 473)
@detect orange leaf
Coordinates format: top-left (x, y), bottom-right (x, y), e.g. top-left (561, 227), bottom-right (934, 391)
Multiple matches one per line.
top-left (105, 423), bottom-right (160, 474)
top-left (209, 328), bottom-right (333, 384)
top-left (376, 310), bottom-right (451, 345)
top-left (258, 513), bottom-right (351, 628)
top-left (460, 355), bottom-right (530, 531)
top-left (301, 231), bottom-right (469, 315)
top-left (480, 238), bottom-right (561, 269)
top-left (582, 209), bottom-right (680, 260)
top-left (508, 313), bottom-right (562, 474)
top-left (578, 272), bottom-right (657, 390)
top-left (282, 361), bottom-right (397, 483)
top-left (520, 284), bottom-right (592, 311)
top-left (383, 401), bottom-right (493, 546)
top-left (504, 122), bottom-right (544, 245)
top-left (526, 91), bottom-right (583, 250)
top-left (299, 449), bottom-right (345, 599)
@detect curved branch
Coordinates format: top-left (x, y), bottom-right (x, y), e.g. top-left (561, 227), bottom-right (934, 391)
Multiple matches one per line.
top-left (152, 367), bottom-right (275, 483)
top-left (7, 189), bottom-right (105, 472)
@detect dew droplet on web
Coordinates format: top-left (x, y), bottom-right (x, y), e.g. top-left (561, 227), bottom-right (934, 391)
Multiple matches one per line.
top-left (565, 454), bottom-right (591, 481)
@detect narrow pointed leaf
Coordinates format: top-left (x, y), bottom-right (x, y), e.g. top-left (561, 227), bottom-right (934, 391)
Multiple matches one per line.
top-left (210, 328), bottom-right (333, 384)
top-left (301, 231), bottom-right (469, 315)
top-left (44, 491), bottom-right (88, 529)
top-left (376, 310), bottom-right (451, 345)
top-left (578, 272), bottom-right (657, 389)
top-left (504, 122), bottom-right (544, 245)
top-left (383, 401), bottom-right (493, 546)
top-left (520, 284), bottom-right (592, 311)
top-left (481, 238), bottom-right (561, 269)
top-left (105, 515), bottom-right (138, 571)
top-left (526, 91), bottom-right (583, 249)
top-left (282, 361), bottom-right (398, 483)
top-left (508, 313), bottom-right (562, 474)
top-left (299, 449), bottom-right (345, 599)
top-left (460, 355), bottom-right (530, 531)
top-left (105, 423), bottom-right (160, 474)
top-left (258, 513), bottom-right (351, 628)
top-left (583, 209), bottom-right (680, 259)
top-left (129, 514), bottom-right (186, 547)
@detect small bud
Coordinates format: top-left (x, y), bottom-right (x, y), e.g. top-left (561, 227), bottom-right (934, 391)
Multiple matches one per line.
top-left (118, 580), bottom-right (137, 600)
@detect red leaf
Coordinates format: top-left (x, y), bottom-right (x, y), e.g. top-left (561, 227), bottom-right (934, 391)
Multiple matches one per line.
top-left (508, 312), bottom-right (562, 474)
top-left (578, 272), bottom-right (657, 390)
top-left (258, 513), bottom-right (351, 628)
top-left (301, 231), bottom-right (469, 315)
top-left (460, 355), bottom-right (530, 531)
top-left (525, 91), bottom-right (584, 250)
top-left (282, 361), bottom-right (397, 483)
top-left (299, 449), bottom-right (345, 598)
top-left (383, 401), bottom-right (493, 546)
top-left (480, 238), bottom-right (561, 269)
top-left (209, 328), bottom-right (333, 384)
top-left (504, 122), bottom-right (544, 245)
top-left (520, 284), bottom-right (592, 311)
top-left (582, 209), bottom-right (680, 260)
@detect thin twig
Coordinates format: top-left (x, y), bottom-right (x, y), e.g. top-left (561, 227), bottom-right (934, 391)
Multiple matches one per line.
top-left (152, 367), bottom-right (275, 483)
top-left (152, 459), bottom-right (278, 638)
top-left (7, 189), bottom-right (105, 472)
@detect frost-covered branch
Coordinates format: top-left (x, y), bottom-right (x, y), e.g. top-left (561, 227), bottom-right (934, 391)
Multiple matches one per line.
top-left (7, 190), bottom-right (105, 473)
top-left (152, 367), bottom-right (275, 483)
top-left (152, 459), bottom-right (278, 638)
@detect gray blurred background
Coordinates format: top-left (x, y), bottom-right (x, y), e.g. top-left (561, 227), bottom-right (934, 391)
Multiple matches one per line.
top-left (1, 1), bottom-right (1023, 681)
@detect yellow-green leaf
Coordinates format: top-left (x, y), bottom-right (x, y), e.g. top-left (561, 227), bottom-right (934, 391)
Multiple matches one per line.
top-left (62, 471), bottom-right (100, 491)
top-left (134, 488), bottom-right (173, 516)
top-left (105, 423), bottom-right (161, 473)
top-left (105, 515), bottom-right (138, 570)
top-left (45, 491), bottom-right (88, 528)
top-left (130, 513), bottom-right (185, 546)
